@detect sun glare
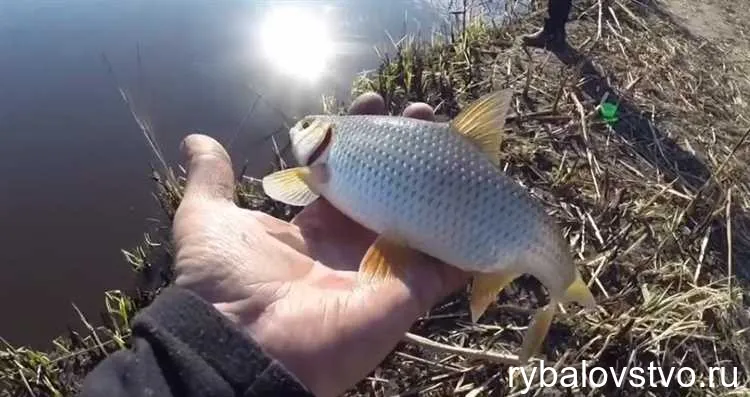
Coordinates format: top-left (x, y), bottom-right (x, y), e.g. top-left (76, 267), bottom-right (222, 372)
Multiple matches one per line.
top-left (258, 7), bottom-right (334, 83)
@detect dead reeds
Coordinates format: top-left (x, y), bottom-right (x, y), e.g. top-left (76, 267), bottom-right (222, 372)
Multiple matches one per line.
top-left (346, 0), bottom-right (750, 394)
top-left (2, 0), bottom-right (749, 395)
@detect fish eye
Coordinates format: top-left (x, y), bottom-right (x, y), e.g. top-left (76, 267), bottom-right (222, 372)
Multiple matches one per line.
top-left (301, 119), bottom-right (311, 129)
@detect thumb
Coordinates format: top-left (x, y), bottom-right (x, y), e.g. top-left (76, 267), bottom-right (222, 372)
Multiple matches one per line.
top-left (180, 134), bottom-right (236, 203)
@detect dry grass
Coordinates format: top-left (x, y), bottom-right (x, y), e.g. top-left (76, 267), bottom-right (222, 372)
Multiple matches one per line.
top-left (2, 0), bottom-right (750, 395)
top-left (0, 291), bottom-right (139, 396)
top-left (344, 0), bottom-right (750, 395)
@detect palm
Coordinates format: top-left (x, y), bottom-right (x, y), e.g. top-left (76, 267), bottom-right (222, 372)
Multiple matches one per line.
top-left (171, 94), bottom-right (467, 397)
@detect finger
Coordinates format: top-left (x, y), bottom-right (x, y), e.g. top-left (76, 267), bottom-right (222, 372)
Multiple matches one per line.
top-left (294, 97), bottom-right (436, 270)
top-left (348, 92), bottom-right (385, 115)
top-left (350, 260), bottom-right (469, 345)
top-left (407, 261), bottom-right (470, 311)
top-left (377, 256), bottom-right (469, 315)
top-left (402, 102), bottom-right (435, 121)
top-left (181, 134), bottom-right (235, 202)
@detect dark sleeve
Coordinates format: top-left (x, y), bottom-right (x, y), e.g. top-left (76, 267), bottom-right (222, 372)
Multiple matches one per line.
top-left (79, 287), bottom-right (314, 397)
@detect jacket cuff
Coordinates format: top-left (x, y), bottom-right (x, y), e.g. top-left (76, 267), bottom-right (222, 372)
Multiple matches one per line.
top-left (133, 286), bottom-right (313, 396)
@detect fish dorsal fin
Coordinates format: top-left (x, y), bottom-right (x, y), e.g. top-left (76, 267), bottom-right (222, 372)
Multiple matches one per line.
top-left (450, 89), bottom-right (513, 166)
top-left (262, 166), bottom-right (319, 206)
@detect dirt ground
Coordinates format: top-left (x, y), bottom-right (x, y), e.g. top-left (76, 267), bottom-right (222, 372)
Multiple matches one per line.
top-left (661, 0), bottom-right (750, 76)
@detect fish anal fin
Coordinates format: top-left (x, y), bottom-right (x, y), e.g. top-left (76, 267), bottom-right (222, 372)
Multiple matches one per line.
top-left (358, 235), bottom-right (417, 283)
top-left (262, 166), bottom-right (319, 206)
top-left (450, 89), bottom-right (513, 166)
top-left (518, 300), bottom-right (558, 364)
top-left (563, 268), bottom-right (597, 309)
top-left (469, 271), bottom-right (518, 322)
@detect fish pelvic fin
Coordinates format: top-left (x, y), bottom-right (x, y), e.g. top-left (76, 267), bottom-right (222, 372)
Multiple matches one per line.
top-left (518, 299), bottom-right (558, 364)
top-left (358, 235), bottom-right (418, 283)
top-left (450, 89), bottom-right (513, 166)
top-left (469, 271), bottom-right (519, 322)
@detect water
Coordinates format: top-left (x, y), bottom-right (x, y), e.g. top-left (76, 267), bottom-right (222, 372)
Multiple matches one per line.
top-left (0, 0), bottom-right (460, 348)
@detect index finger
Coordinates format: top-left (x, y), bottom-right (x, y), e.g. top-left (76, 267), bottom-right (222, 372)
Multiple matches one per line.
top-left (290, 92), bottom-right (385, 266)
top-left (181, 134), bottom-right (236, 202)
top-left (292, 94), bottom-right (438, 256)
top-left (402, 102), bottom-right (435, 121)
top-left (348, 92), bottom-right (386, 115)
top-left (293, 91), bottom-right (386, 220)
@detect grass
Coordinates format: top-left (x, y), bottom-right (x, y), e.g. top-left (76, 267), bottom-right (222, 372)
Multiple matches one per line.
top-left (2, 0), bottom-right (750, 395)
top-left (344, 0), bottom-right (750, 394)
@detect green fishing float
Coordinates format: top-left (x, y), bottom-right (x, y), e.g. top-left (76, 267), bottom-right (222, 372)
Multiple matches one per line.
top-left (600, 102), bottom-right (619, 125)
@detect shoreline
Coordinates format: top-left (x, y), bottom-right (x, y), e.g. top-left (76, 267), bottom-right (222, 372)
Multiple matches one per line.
top-left (2, 0), bottom-right (749, 394)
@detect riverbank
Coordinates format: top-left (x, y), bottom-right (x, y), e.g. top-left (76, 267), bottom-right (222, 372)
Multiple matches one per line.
top-left (2, 0), bottom-right (749, 394)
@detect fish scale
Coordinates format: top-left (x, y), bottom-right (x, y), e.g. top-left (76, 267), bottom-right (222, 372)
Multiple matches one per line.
top-left (316, 114), bottom-right (557, 274)
top-left (262, 90), bottom-right (596, 363)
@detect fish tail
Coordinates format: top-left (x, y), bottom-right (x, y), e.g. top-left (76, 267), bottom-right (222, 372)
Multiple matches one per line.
top-left (518, 299), bottom-right (558, 364)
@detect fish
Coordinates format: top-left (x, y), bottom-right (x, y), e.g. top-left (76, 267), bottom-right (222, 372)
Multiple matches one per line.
top-left (262, 90), bottom-right (596, 363)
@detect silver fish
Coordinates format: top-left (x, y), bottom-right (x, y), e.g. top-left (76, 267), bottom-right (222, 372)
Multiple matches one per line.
top-left (263, 90), bottom-right (595, 363)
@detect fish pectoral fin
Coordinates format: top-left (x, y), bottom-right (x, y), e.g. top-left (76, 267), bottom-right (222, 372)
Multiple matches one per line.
top-left (450, 89), bottom-right (513, 166)
top-left (358, 235), bottom-right (416, 283)
top-left (262, 166), bottom-right (319, 206)
top-left (469, 271), bottom-right (519, 322)
top-left (563, 268), bottom-right (596, 309)
top-left (518, 299), bottom-right (558, 364)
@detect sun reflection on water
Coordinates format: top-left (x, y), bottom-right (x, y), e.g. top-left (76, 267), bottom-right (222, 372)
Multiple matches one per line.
top-left (257, 6), bottom-right (335, 83)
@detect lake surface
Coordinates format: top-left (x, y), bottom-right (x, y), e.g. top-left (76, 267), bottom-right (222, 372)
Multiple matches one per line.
top-left (0, 0), bottom-right (465, 348)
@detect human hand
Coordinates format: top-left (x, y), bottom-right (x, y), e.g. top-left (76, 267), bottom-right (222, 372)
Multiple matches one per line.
top-left (172, 93), bottom-right (469, 397)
